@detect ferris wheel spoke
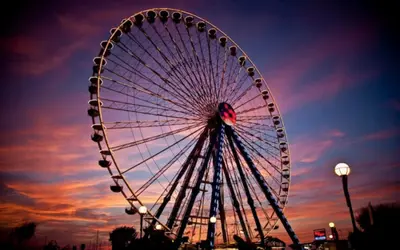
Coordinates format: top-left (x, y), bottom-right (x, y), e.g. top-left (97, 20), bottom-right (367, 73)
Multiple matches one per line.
top-left (236, 123), bottom-right (279, 143)
top-left (184, 25), bottom-right (215, 104)
top-left (154, 25), bottom-right (212, 107)
top-left (135, 26), bottom-right (208, 107)
top-left (184, 26), bottom-right (212, 103)
top-left (237, 120), bottom-right (275, 131)
top-left (136, 132), bottom-right (200, 196)
top-left (219, 55), bottom-right (237, 102)
top-left (235, 133), bottom-right (282, 172)
top-left (175, 126), bottom-right (217, 240)
top-left (235, 104), bottom-right (268, 116)
top-left (166, 135), bottom-right (211, 230)
top-left (151, 127), bottom-right (209, 227)
top-left (225, 72), bottom-right (250, 104)
top-left (222, 58), bottom-right (243, 101)
top-left (228, 127), bottom-right (301, 245)
top-left (213, 38), bottom-right (222, 101)
top-left (236, 115), bottom-right (272, 122)
top-left (121, 125), bottom-right (205, 174)
top-left (228, 154), bottom-right (254, 239)
top-left (217, 45), bottom-right (229, 102)
top-left (105, 57), bottom-right (199, 113)
top-left (172, 24), bottom-right (211, 105)
top-left (226, 133), bottom-right (265, 243)
top-left (100, 74), bottom-right (199, 116)
top-left (101, 87), bottom-right (198, 118)
top-left (206, 34), bottom-right (220, 104)
top-left (228, 129), bottom-right (282, 185)
top-left (221, 156), bottom-right (251, 241)
top-left (242, 161), bottom-right (281, 211)
top-left (111, 122), bottom-right (203, 152)
top-left (242, 154), bottom-right (281, 200)
top-left (233, 93), bottom-right (262, 111)
top-left (195, 29), bottom-right (216, 103)
top-left (104, 119), bottom-right (199, 129)
top-left (230, 80), bottom-right (256, 106)
top-left (114, 41), bottom-right (202, 110)
top-left (237, 144), bottom-right (282, 199)
top-left (240, 159), bottom-right (271, 230)
top-left (101, 99), bottom-right (202, 121)
top-left (122, 32), bottom-right (195, 101)
top-left (162, 24), bottom-right (211, 106)
top-left (175, 23), bottom-right (210, 105)
top-left (234, 125), bottom-right (280, 152)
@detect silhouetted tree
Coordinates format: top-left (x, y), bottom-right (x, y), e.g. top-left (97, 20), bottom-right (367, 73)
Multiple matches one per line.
top-left (109, 226), bottom-right (137, 250)
top-left (43, 240), bottom-right (60, 250)
top-left (14, 222), bottom-right (37, 244)
top-left (233, 235), bottom-right (257, 250)
top-left (349, 202), bottom-right (399, 249)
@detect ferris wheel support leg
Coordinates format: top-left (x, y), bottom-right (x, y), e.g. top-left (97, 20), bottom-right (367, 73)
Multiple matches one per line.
top-left (221, 158), bottom-right (251, 242)
top-left (154, 128), bottom-right (209, 232)
top-left (176, 127), bottom-right (218, 243)
top-left (218, 186), bottom-right (228, 244)
top-left (206, 123), bottom-right (225, 249)
top-left (226, 133), bottom-right (265, 247)
top-left (227, 126), bottom-right (302, 248)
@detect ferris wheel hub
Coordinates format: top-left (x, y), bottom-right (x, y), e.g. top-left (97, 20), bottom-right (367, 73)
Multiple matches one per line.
top-left (218, 102), bottom-right (236, 126)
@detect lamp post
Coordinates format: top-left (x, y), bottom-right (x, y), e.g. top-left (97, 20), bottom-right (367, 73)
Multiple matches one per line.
top-left (334, 163), bottom-right (358, 233)
top-left (329, 222), bottom-right (339, 240)
top-left (138, 206), bottom-right (147, 239)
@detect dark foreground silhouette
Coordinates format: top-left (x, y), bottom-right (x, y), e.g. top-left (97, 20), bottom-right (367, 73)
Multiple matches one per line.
top-left (2, 202), bottom-right (397, 250)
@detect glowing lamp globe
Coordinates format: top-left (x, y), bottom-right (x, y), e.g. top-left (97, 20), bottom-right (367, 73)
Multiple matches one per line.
top-left (334, 163), bottom-right (351, 176)
top-left (329, 222), bottom-right (335, 228)
top-left (139, 206), bottom-right (147, 215)
top-left (329, 234), bottom-right (333, 239)
top-left (210, 216), bottom-right (217, 223)
top-left (155, 224), bottom-right (162, 230)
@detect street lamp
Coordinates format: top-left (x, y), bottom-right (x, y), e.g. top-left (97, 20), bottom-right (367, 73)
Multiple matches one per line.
top-left (329, 222), bottom-right (339, 240)
top-left (334, 163), bottom-right (358, 233)
top-left (138, 206), bottom-right (147, 239)
top-left (155, 224), bottom-right (162, 230)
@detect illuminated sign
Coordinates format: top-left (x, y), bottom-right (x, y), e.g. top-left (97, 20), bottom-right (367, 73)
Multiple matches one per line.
top-left (313, 228), bottom-right (327, 241)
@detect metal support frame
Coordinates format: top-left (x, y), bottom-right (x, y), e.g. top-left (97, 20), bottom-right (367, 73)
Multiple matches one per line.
top-left (207, 123), bottom-right (225, 249)
top-left (227, 133), bottom-right (265, 247)
top-left (166, 129), bottom-right (209, 229)
top-left (227, 126), bottom-right (302, 247)
top-left (218, 192), bottom-right (228, 244)
top-left (221, 159), bottom-right (251, 242)
top-left (176, 127), bottom-right (218, 241)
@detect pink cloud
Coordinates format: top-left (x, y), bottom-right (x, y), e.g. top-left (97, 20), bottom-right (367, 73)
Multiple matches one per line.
top-left (290, 132), bottom-right (337, 164)
top-left (362, 127), bottom-right (400, 141)
top-left (328, 129), bottom-right (345, 138)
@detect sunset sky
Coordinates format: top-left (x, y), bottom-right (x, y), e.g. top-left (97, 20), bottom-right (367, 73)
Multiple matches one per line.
top-left (1, 0), bottom-right (399, 248)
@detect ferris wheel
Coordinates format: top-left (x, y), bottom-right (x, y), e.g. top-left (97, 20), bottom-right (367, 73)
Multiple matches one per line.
top-left (87, 8), bottom-right (300, 248)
